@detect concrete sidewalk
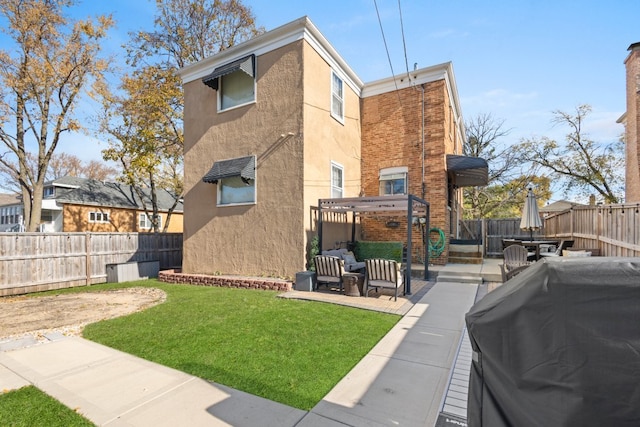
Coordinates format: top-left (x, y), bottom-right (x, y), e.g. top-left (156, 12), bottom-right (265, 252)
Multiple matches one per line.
top-left (0, 278), bottom-right (480, 426)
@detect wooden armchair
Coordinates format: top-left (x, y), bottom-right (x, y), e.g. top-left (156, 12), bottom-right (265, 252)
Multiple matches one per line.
top-left (314, 255), bottom-right (345, 292)
top-left (503, 245), bottom-right (532, 270)
top-left (364, 258), bottom-right (404, 301)
top-left (500, 263), bottom-right (531, 282)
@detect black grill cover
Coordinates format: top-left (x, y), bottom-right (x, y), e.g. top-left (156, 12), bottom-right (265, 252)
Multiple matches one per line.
top-left (465, 257), bottom-right (640, 427)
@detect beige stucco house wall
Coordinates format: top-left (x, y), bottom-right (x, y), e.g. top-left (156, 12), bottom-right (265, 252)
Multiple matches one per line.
top-left (179, 16), bottom-right (474, 278)
top-left (179, 18), bottom-right (363, 277)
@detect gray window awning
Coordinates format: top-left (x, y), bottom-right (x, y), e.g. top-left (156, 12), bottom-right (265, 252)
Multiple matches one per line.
top-left (203, 155), bottom-right (255, 184)
top-left (446, 154), bottom-right (489, 187)
top-left (202, 54), bottom-right (255, 90)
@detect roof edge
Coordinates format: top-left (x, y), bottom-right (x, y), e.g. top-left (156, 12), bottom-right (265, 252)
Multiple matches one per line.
top-left (178, 16), bottom-right (364, 94)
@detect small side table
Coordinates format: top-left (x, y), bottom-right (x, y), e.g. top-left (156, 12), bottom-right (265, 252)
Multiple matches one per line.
top-left (343, 272), bottom-right (364, 297)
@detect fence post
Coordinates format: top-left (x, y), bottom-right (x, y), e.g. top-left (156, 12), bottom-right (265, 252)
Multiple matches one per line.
top-left (85, 232), bottom-right (91, 285)
top-left (481, 218), bottom-right (487, 256)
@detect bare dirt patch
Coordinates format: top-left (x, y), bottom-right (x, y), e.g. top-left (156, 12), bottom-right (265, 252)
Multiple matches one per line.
top-left (0, 287), bottom-right (166, 343)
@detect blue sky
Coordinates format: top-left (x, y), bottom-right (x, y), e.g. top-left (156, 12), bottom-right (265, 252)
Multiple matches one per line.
top-left (17, 1), bottom-right (640, 197)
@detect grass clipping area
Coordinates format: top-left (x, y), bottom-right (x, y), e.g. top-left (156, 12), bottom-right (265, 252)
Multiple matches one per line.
top-left (83, 280), bottom-right (400, 410)
top-left (0, 386), bottom-right (94, 427)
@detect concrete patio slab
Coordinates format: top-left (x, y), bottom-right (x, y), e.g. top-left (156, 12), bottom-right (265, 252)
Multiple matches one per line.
top-left (0, 338), bottom-right (306, 427)
top-left (0, 364), bottom-right (29, 391)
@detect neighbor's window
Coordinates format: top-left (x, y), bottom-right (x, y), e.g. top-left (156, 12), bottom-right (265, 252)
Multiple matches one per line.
top-left (139, 213), bottom-right (162, 229)
top-left (331, 71), bottom-right (344, 123)
top-left (331, 162), bottom-right (344, 198)
top-left (219, 69), bottom-right (255, 111)
top-left (218, 176), bottom-right (256, 206)
top-left (43, 186), bottom-right (54, 198)
top-left (89, 211), bottom-right (110, 223)
top-left (379, 167), bottom-right (408, 195)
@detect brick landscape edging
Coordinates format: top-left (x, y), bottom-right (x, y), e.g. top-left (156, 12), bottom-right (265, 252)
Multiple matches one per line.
top-left (158, 269), bottom-right (293, 292)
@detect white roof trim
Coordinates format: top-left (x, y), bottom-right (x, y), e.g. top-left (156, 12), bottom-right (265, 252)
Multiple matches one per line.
top-left (178, 16), bottom-right (363, 95)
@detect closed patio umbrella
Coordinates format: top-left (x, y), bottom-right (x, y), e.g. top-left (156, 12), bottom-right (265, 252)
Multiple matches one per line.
top-left (520, 187), bottom-right (542, 241)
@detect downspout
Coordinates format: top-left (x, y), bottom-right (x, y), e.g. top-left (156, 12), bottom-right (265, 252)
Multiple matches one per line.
top-left (420, 83), bottom-right (426, 199)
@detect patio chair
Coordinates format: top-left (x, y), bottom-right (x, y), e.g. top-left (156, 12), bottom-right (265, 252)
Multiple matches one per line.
top-left (539, 240), bottom-right (574, 257)
top-left (314, 255), bottom-right (345, 292)
top-left (364, 258), bottom-right (404, 301)
top-left (500, 263), bottom-right (530, 282)
top-left (502, 245), bottom-right (533, 274)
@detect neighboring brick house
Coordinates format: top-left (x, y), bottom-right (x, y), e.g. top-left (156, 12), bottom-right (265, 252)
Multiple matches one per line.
top-left (12, 176), bottom-right (183, 233)
top-left (620, 42), bottom-right (640, 202)
top-left (178, 16), bottom-right (486, 278)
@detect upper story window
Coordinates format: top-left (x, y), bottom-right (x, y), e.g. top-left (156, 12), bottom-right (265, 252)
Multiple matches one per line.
top-left (331, 162), bottom-right (344, 198)
top-left (380, 166), bottom-right (408, 196)
top-left (219, 176), bottom-right (256, 206)
top-left (331, 71), bottom-right (344, 123)
top-left (140, 213), bottom-right (161, 229)
top-left (43, 186), bottom-right (54, 198)
top-left (202, 155), bottom-right (256, 207)
top-left (89, 211), bottom-right (110, 223)
top-left (201, 55), bottom-right (256, 112)
top-left (220, 70), bottom-right (255, 111)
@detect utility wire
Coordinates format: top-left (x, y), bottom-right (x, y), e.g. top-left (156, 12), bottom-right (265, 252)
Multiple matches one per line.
top-left (398, 0), bottom-right (411, 82)
top-left (373, 0), bottom-right (402, 105)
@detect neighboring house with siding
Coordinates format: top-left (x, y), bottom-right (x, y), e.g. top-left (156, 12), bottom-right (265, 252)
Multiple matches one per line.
top-left (178, 16), bottom-right (486, 278)
top-left (0, 193), bottom-right (23, 232)
top-left (3, 176), bottom-right (183, 233)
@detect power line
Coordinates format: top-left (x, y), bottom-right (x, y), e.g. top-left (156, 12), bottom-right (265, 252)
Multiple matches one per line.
top-left (373, 0), bottom-right (402, 105)
top-left (398, 0), bottom-right (411, 82)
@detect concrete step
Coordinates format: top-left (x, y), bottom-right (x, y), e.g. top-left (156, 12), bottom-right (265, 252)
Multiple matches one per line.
top-left (436, 273), bottom-right (482, 285)
top-left (449, 244), bottom-right (483, 253)
top-left (448, 256), bottom-right (483, 265)
top-left (482, 271), bottom-right (503, 283)
top-left (449, 250), bottom-right (482, 258)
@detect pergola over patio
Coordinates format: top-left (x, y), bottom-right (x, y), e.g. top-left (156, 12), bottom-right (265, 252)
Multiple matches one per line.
top-left (317, 194), bottom-right (430, 295)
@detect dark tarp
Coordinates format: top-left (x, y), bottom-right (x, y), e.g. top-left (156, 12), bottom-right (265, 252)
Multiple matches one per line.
top-left (203, 155), bottom-right (255, 184)
top-left (202, 54), bottom-right (255, 90)
top-left (446, 154), bottom-right (488, 187)
top-left (465, 257), bottom-right (640, 427)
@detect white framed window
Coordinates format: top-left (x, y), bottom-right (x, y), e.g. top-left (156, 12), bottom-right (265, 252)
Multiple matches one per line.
top-left (331, 162), bottom-right (344, 198)
top-left (89, 211), bottom-right (110, 223)
top-left (218, 176), bottom-right (256, 206)
top-left (379, 167), bottom-right (408, 196)
top-left (331, 71), bottom-right (344, 123)
top-left (139, 213), bottom-right (162, 229)
top-left (219, 69), bottom-right (256, 111)
top-left (43, 186), bottom-right (54, 197)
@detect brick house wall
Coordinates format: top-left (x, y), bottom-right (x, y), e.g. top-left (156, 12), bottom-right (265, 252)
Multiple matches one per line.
top-left (361, 77), bottom-right (462, 265)
top-left (625, 43), bottom-right (640, 203)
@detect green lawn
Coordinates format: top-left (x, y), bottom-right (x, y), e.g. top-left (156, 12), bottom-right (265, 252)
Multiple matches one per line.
top-left (76, 280), bottom-right (399, 410)
top-left (0, 386), bottom-right (94, 427)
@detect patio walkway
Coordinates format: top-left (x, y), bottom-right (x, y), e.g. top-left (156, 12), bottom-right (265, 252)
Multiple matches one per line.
top-left (279, 277), bottom-right (434, 316)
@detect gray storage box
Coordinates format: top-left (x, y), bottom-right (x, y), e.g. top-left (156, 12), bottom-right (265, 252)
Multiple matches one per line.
top-left (295, 271), bottom-right (316, 291)
top-left (106, 260), bottom-right (160, 283)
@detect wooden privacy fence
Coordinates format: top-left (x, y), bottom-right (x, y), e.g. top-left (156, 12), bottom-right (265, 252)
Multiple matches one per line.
top-left (0, 232), bottom-right (182, 296)
top-left (544, 204), bottom-right (640, 257)
top-left (461, 204), bottom-right (640, 258)
top-left (460, 218), bottom-right (544, 257)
